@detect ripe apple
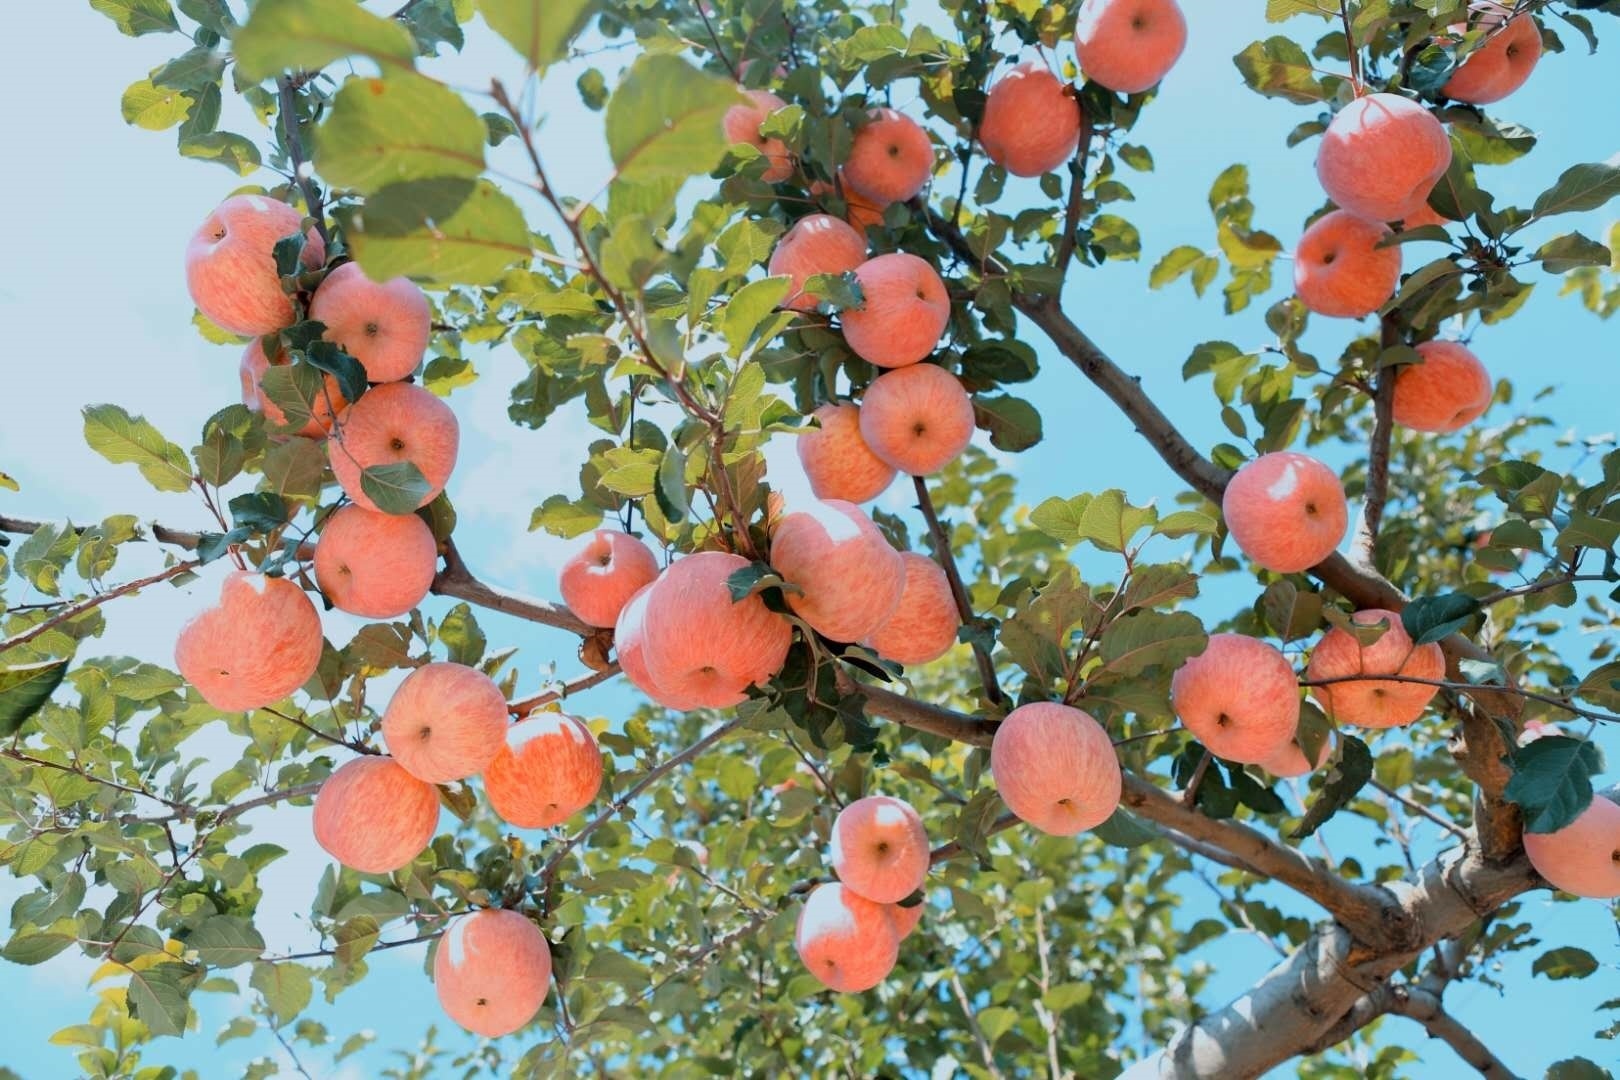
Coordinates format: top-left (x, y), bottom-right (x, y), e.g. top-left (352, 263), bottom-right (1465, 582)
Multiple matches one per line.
top-left (828, 795), bottom-right (930, 904)
top-left (1074, 0), bottom-right (1188, 94)
top-left (990, 702), bottom-right (1122, 835)
top-left (843, 108), bottom-right (934, 205)
top-left (863, 552), bottom-right (960, 666)
top-left (1293, 210), bottom-right (1402, 319)
top-left (1306, 609), bottom-right (1444, 729)
top-left (794, 882), bottom-right (900, 992)
top-left (840, 253), bottom-right (950, 369)
top-left (768, 498), bottom-right (904, 643)
top-left (1171, 634), bottom-right (1300, 764)
top-left (1316, 93), bottom-right (1452, 223)
top-left (1259, 730), bottom-right (1335, 779)
top-left (640, 551), bottom-right (793, 708)
top-left (1444, 11), bottom-right (1542, 105)
top-left (1392, 340), bottom-right (1492, 433)
top-left (482, 711), bottom-right (603, 829)
top-left (888, 900), bottom-right (923, 940)
top-left (797, 402), bottom-right (897, 505)
top-left (980, 61), bottom-right (1082, 177)
top-left (314, 504), bottom-right (439, 619)
top-left (239, 339), bottom-right (346, 439)
top-left (434, 909), bottom-right (552, 1037)
top-left (723, 88), bottom-right (794, 183)
top-left (1222, 452), bottom-right (1349, 574)
top-left (380, 662), bottom-right (508, 783)
top-left (557, 529), bottom-right (660, 629)
top-left (175, 571), bottom-right (324, 712)
top-left (312, 755), bottom-right (439, 874)
top-left (307, 262), bottom-right (432, 383)
top-left (859, 364), bottom-right (976, 477)
top-left (1523, 794), bottom-right (1620, 899)
top-left (328, 382), bottom-right (459, 513)
top-left (768, 214), bottom-right (867, 313)
top-left (613, 583), bottom-right (708, 711)
top-left (186, 194), bottom-right (325, 336)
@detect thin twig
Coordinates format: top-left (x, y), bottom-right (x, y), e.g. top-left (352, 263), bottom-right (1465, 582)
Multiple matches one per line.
top-left (913, 476), bottom-right (1002, 705)
top-left (508, 664), bottom-right (622, 717)
top-left (0, 560), bottom-right (198, 656)
top-left (275, 77), bottom-right (330, 246)
top-left (1054, 109), bottom-right (1097, 276)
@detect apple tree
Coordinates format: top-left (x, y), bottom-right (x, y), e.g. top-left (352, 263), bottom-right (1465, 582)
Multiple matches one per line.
top-left (3, 0), bottom-right (1620, 1076)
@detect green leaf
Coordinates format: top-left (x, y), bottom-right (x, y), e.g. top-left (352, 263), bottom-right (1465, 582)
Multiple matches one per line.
top-left (187, 916), bottom-right (266, 968)
top-left (1506, 735), bottom-right (1604, 834)
top-left (126, 961), bottom-right (199, 1037)
top-left (250, 960), bottom-right (313, 1026)
top-left (720, 277), bottom-right (792, 357)
top-left (1232, 36), bottom-right (1326, 103)
top-left (360, 463), bottom-right (431, 514)
top-left (1528, 162), bottom-right (1620, 223)
top-left (1547, 1059), bottom-right (1614, 1080)
top-left (315, 73), bottom-right (486, 193)
top-left (82, 405), bottom-right (194, 493)
top-left (529, 495), bottom-right (603, 538)
top-left (1150, 245), bottom-right (1207, 289)
top-left (0, 661), bottom-right (69, 738)
top-left (1400, 592), bottom-right (1480, 645)
top-left (477, 0), bottom-right (597, 72)
top-left (1535, 232), bottom-right (1613, 274)
top-left (90, 0), bottom-right (180, 36)
top-left (1091, 808), bottom-right (1158, 848)
top-left (1533, 946), bottom-right (1599, 981)
top-left (121, 78), bottom-right (193, 129)
top-left (304, 342), bottom-right (369, 406)
top-left (973, 395), bottom-right (1043, 453)
top-left (2, 919), bottom-right (79, 965)
top-left (437, 602), bottom-right (486, 667)
top-left (655, 445), bottom-right (689, 525)
top-left (1097, 611), bottom-right (1206, 677)
top-left (179, 132), bottom-right (263, 175)
top-left (1077, 489), bottom-right (1157, 554)
top-left (348, 178), bottom-right (531, 285)
top-left (1029, 496), bottom-right (1084, 544)
top-left (231, 0), bottom-right (417, 81)
top-left (605, 54), bottom-right (745, 186)
top-left (152, 45), bottom-right (226, 91)
top-left (1291, 735), bottom-right (1373, 839)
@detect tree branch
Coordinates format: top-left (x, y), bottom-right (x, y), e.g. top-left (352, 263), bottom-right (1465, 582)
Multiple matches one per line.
top-left (508, 664), bottom-right (622, 717)
top-left (0, 559), bottom-right (198, 656)
top-left (1352, 319), bottom-right (1399, 570)
top-left (1054, 109), bottom-right (1097, 276)
top-left (913, 476), bottom-right (1002, 705)
top-left (275, 77), bottom-right (330, 247)
top-left (1388, 987), bottom-right (1520, 1079)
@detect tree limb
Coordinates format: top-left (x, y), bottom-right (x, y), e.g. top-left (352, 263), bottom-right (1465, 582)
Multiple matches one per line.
top-left (913, 476), bottom-right (1002, 705)
top-left (1388, 987), bottom-right (1521, 1079)
top-left (0, 559), bottom-right (198, 656)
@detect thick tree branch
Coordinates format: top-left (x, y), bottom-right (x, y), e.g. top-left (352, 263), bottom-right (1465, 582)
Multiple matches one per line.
top-left (1054, 110), bottom-right (1097, 276)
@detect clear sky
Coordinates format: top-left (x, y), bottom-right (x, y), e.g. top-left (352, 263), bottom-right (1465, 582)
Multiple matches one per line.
top-left (1, 2), bottom-right (1617, 1077)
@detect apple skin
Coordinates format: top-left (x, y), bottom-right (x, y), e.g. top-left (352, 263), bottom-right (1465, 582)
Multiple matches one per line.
top-left (308, 262), bottom-right (432, 383)
top-left (1316, 93), bottom-right (1451, 224)
top-left (863, 552), bottom-right (960, 666)
top-left (1444, 11), bottom-right (1542, 105)
top-left (614, 583), bottom-right (709, 711)
top-left (312, 755), bottom-right (440, 874)
top-left (380, 662), bottom-right (509, 783)
top-left (797, 403), bottom-right (897, 505)
top-left (433, 909), bottom-right (553, 1037)
top-left (1523, 794), bottom-right (1620, 899)
top-left (1392, 341), bottom-right (1492, 434)
top-left (557, 529), bottom-right (660, 629)
top-left (186, 194), bottom-right (325, 336)
top-left (768, 498), bottom-right (905, 643)
top-left (1293, 210), bottom-right (1401, 319)
top-left (239, 338), bottom-right (346, 439)
top-left (1222, 452), bottom-right (1348, 574)
top-left (723, 88), bottom-right (793, 183)
top-left (328, 382), bottom-right (460, 513)
top-left (640, 551), bottom-right (793, 708)
top-left (313, 504), bottom-right (438, 619)
top-left (769, 215), bottom-right (867, 313)
top-left (1171, 634), bottom-right (1300, 765)
top-left (841, 253), bottom-right (951, 370)
top-left (1306, 610), bottom-right (1445, 729)
top-left (174, 571), bottom-right (324, 713)
top-left (859, 364), bottom-right (976, 477)
top-left (483, 711), bottom-right (603, 829)
top-left (990, 702), bottom-right (1122, 835)
top-left (1073, 0), bottom-right (1188, 95)
top-left (828, 795), bottom-right (930, 904)
top-left (794, 882), bottom-right (900, 993)
top-left (979, 61), bottom-right (1082, 177)
top-left (843, 108), bottom-right (934, 205)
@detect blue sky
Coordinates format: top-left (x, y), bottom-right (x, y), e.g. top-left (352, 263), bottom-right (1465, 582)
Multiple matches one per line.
top-left (0, 2), bottom-right (1617, 1077)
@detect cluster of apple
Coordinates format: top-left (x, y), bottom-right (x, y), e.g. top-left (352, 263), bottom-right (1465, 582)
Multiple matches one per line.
top-left (179, 192), bottom-right (618, 1036)
top-left (793, 796), bottom-right (929, 992)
